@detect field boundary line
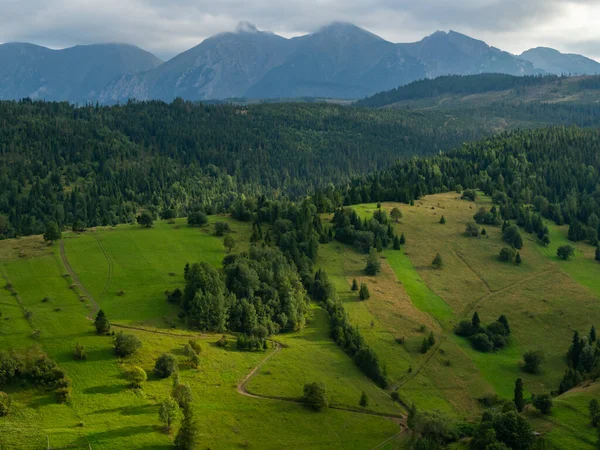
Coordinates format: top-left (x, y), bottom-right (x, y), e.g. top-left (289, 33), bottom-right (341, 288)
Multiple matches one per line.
top-left (59, 240), bottom-right (100, 319)
top-left (93, 234), bottom-right (113, 304)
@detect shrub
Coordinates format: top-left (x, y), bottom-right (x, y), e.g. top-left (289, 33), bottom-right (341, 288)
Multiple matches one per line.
top-left (188, 211), bottom-right (207, 227)
top-left (172, 383), bottom-right (193, 409)
top-left (432, 253), bottom-right (443, 269)
top-left (465, 221), bottom-right (480, 237)
top-left (391, 391), bottom-right (400, 402)
top-left (454, 320), bottom-right (475, 337)
top-left (137, 212), bottom-right (154, 228)
top-left (114, 332), bottom-right (142, 357)
top-left (128, 366), bottom-right (147, 388)
top-left (557, 245), bottom-right (575, 260)
top-left (523, 350), bottom-right (545, 374)
top-left (73, 343), bottom-right (86, 361)
top-left (188, 339), bottom-right (201, 354)
top-left (55, 387), bottom-right (71, 404)
top-left (471, 333), bottom-right (493, 352)
top-left (532, 394), bottom-right (553, 414)
top-left (499, 247), bottom-right (516, 262)
top-left (359, 391), bottom-right (369, 407)
top-left (214, 222), bottom-right (231, 236)
top-left (155, 354), bottom-right (178, 378)
top-left (216, 335), bottom-right (229, 348)
top-left (461, 189), bottom-right (477, 201)
top-left (159, 397), bottom-right (180, 433)
top-left (188, 352), bottom-right (200, 369)
top-left (303, 382), bottom-right (328, 411)
top-left (0, 392), bottom-right (11, 416)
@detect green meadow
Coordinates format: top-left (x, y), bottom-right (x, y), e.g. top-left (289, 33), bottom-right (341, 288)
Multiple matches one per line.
top-left (0, 218), bottom-right (401, 449)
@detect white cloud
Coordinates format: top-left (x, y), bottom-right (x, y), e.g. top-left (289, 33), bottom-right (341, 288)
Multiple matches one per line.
top-left (0, 0), bottom-right (598, 60)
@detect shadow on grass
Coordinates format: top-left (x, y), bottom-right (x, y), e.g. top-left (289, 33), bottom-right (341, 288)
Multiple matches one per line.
top-left (27, 394), bottom-right (55, 408)
top-left (83, 384), bottom-right (125, 395)
top-left (91, 403), bottom-right (157, 416)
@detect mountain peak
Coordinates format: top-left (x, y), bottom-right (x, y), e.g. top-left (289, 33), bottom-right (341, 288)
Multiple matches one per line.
top-left (312, 22), bottom-right (383, 41)
top-left (235, 21), bottom-right (259, 33)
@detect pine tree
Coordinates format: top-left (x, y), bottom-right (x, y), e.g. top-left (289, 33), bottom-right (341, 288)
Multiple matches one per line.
top-left (420, 338), bottom-right (429, 354)
top-left (515, 252), bottom-right (522, 265)
top-left (359, 283), bottom-right (370, 300)
top-left (359, 391), bottom-right (369, 407)
top-left (590, 325), bottom-right (597, 343)
top-left (498, 315), bottom-right (511, 335)
top-left (351, 278), bottom-right (359, 291)
top-left (432, 253), bottom-right (443, 269)
top-left (427, 331), bottom-right (435, 347)
top-left (472, 312), bottom-right (481, 329)
top-left (94, 310), bottom-right (110, 334)
top-left (393, 235), bottom-right (401, 250)
top-left (399, 233), bottom-right (406, 245)
top-left (514, 378), bottom-right (525, 412)
top-left (569, 331), bottom-right (582, 368)
top-left (439, 215), bottom-right (446, 224)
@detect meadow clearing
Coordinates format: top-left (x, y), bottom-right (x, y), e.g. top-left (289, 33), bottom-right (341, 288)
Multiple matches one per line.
top-left (0, 217), bottom-right (401, 449)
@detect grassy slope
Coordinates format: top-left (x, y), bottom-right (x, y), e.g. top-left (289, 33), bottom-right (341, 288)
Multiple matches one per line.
top-left (0, 219), bottom-right (400, 449)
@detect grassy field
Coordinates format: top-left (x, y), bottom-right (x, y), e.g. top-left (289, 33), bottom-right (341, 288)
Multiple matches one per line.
top-left (318, 193), bottom-right (600, 448)
top-left (0, 218), bottom-right (402, 449)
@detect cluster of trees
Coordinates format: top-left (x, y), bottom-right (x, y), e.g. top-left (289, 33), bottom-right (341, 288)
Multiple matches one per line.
top-left (311, 269), bottom-right (388, 388)
top-left (0, 99), bottom-right (490, 238)
top-left (0, 348), bottom-right (72, 405)
top-left (179, 246), bottom-right (309, 336)
top-left (331, 207), bottom-right (402, 253)
top-left (157, 373), bottom-right (198, 449)
top-left (455, 312), bottom-right (511, 352)
top-left (313, 127), bottom-right (600, 266)
top-left (559, 326), bottom-right (600, 394)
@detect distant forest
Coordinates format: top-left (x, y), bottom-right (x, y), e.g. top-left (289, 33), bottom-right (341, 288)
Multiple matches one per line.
top-left (2, 90), bottom-right (600, 237)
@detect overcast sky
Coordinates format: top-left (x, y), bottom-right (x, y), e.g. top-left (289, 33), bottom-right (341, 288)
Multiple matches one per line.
top-left (1, 0), bottom-right (599, 61)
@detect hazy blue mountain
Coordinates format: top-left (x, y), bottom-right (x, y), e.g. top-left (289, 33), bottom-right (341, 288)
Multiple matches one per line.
top-left (400, 30), bottom-right (541, 78)
top-left (3, 23), bottom-right (599, 102)
top-left (519, 47), bottom-right (600, 75)
top-left (246, 22), bottom-right (425, 99)
top-left (0, 42), bottom-right (162, 102)
top-left (98, 22), bottom-right (290, 103)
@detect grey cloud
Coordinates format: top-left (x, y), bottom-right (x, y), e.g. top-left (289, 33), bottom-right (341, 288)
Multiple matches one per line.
top-left (0, 0), bottom-right (598, 60)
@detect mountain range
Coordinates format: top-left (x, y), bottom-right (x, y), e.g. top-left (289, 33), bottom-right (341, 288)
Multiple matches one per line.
top-left (1, 22), bottom-right (599, 103)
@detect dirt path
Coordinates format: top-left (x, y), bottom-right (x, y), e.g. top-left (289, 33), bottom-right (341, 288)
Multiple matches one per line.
top-left (60, 240), bottom-right (100, 319)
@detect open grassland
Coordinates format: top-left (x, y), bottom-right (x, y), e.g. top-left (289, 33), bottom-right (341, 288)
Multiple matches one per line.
top-left (323, 193), bottom-right (600, 446)
top-left (0, 218), bottom-right (402, 449)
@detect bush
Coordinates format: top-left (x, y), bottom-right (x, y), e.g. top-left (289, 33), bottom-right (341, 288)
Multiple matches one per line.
top-left (172, 383), bottom-right (193, 409)
top-left (216, 335), bottom-right (229, 348)
top-left (113, 332), bottom-right (142, 357)
top-left (55, 386), bottom-right (71, 404)
top-left (461, 189), bottom-right (477, 201)
top-left (0, 392), bottom-right (11, 416)
top-left (303, 382), bottom-right (328, 411)
top-left (188, 339), bottom-right (202, 355)
top-left (73, 343), bottom-right (86, 361)
top-left (523, 350), bottom-right (544, 373)
top-left (137, 212), bottom-right (154, 228)
top-left (532, 394), bottom-right (553, 414)
top-left (471, 333), bottom-right (493, 352)
top-left (214, 222), bottom-right (231, 236)
top-left (465, 221), bottom-right (480, 237)
top-left (391, 391), bottom-right (400, 402)
top-left (128, 366), bottom-right (147, 388)
top-left (557, 245), bottom-right (575, 260)
top-left (432, 253), bottom-right (443, 269)
top-left (188, 211), bottom-right (207, 227)
top-left (155, 354), bottom-right (178, 378)
top-left (499, 247), bottom-right (516, 262)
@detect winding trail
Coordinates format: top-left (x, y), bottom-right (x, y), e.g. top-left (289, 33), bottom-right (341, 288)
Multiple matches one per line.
top-left (59, 238), bottom-right (406, 448)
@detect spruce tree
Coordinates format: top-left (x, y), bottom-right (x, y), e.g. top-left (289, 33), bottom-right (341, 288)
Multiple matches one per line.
top-left (399, 233), bottom-right (406, 245)
top-left (427, 331), bottom-right (435, 347)
top-left (393, 235), bottom-right (401, 250)
top-left (351, 278), bottom-right (359, 291)
top-left (432, 253), bottom-right (443, 269)
top-left (359, 283), bottom-right (370, 300)
top-left (515, 253), bottom-right (522, 265)
top-left (514, 378), bottom-right (525, 413)
top-left (420, 338), bottom-right (429, 354)
top-left (439, 215), bottom-right (446, 224)
top-left (94, 310), bottom-right (110, 334)
top-left (590, 325), bottom-right (597, 343)
top-left (472, 311), bottom-right (481, 329)
top-left (359, 391), bottom-right (369, 407)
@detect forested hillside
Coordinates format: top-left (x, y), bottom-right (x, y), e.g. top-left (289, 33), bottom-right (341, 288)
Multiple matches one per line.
top-left (356, 73), bottom-right (600, 109)
top-left (316, 126), bottom-right (600, 243)
top-left (3, 97), bottom-right (600, 238)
